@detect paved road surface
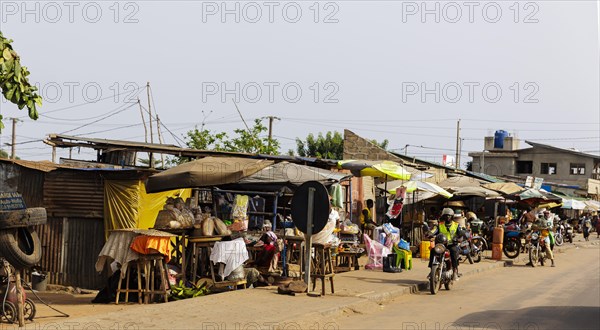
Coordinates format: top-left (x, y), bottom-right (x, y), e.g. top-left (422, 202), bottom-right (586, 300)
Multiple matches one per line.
top-left (335, 244), bottom-right (600, 330)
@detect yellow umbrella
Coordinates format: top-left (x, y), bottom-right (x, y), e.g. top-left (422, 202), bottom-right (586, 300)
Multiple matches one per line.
top-left (337, 160), bottom-right (411, 180)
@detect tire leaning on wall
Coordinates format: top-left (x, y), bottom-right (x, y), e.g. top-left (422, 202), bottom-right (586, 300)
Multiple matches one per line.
top-left (0, 227), bottom-right (42, 269)
top-left (0, 207), bottom-right (46, 269)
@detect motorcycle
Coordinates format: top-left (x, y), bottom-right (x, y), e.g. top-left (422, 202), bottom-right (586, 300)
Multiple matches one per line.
top-left (480, 218), bottom-right (496, 250)
top-left (428, 234), bottom-right (455, 295)
top-left (564, 221), bottom-right (574, 243)
top-left (503, 222), bottom-right (523, 259)
top-left (554, 221), bottom-right (565, 246)
top-left (528, 229), bottom-right (549, 267)
top-left (457, 229), bottom-right (486, 264)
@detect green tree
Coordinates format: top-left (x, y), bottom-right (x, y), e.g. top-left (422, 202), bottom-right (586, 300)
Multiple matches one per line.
top-left (0, 32), bottom-right (42, 132)
top-left (0, 149), bottom-right (8, 158)
top-left (182, 118), bottom-right (279, 155)
top-left (185, 126), bottom-right (228, 151)
top-left (372, 139), bottom-right (389, 150)
top-left (295, 131), bottom-right (344, 159)
top-left (222, 119), bottom-right (279, 154)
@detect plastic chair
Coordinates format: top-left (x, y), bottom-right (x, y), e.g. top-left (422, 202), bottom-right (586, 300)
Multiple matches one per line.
top-left (363, 234), bottom-right (391, 270)
top-left (392, 245), bottom-right (413, 270)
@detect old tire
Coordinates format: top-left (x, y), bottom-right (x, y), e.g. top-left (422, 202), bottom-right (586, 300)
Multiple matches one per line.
top-left (0, 227), bottom-right (42, 269)
top-left (0, 208), bottom-right (47, 229)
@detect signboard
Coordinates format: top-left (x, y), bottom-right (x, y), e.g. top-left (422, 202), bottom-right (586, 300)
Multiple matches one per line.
top-left (588, 179), bottom-right (600, 195)
top-left (525, 176), bottom-right (534, 188)
top-left (291, 181), bottom-right (330, 235)
top-left (0, 192), bottom-right (26, 211)
top-left (533, 177), bottom-right (544, 190)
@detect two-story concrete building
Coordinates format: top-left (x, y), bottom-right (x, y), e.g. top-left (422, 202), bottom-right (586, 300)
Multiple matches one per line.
top-left (469, 132), bottom-right (600, 197)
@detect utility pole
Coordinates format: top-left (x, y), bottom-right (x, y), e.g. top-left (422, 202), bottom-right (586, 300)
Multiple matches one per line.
top-left (138, 98), bottom-right (148, 143)
top-left (404, 144), bottom-right (409, 156)
top-left (455, 119), bottom-right (461, 169)
top-left (147, 82), bottom-right (154, 168)
top-left (147, 82), bottom-right (154, 144)
top-left (263, 116), bottom-right (280, 151)
top-left (157, 115), bottom-right (165, 168)
top-left (10, 118), bottom-right (17, 159)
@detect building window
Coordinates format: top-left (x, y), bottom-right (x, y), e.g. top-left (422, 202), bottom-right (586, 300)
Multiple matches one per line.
top-left (570, 163), bottom-right (585, 175)
top-left (516, 161), bottom-right (533, 174)
top-left (540, 163), bottom-right (557, 175)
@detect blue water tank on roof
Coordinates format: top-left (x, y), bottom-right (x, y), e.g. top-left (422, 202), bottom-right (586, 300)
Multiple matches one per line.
top-left (494, 130), bottom-right (508, 149)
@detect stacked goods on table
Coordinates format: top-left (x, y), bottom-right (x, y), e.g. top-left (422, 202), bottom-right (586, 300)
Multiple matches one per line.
top-left (197, 215), bottom-right (232, 236)
top-left (154, 197), bottom-right (195, 229)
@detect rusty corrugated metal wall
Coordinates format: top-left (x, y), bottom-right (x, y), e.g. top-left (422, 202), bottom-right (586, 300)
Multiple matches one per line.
top-left (2, 164), bottom-right (150, 289)
top-left (44, 170), bottom-right (104, 218)
top-left (0, 163), bottom-right (44, 207)
top-left (39, 170), bottom-right (106, 289)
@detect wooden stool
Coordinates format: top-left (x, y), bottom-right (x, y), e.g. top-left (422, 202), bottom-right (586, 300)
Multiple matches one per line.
top-left (310, 243), bottom-right (335, 296)
top-left (116, 254), bottom-right (169, 304)
top-left (335, 251), bottom-right (360, 272)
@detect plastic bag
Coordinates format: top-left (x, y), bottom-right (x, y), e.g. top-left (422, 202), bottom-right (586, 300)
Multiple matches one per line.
top-left (232, 195), bottom-right (249, 219)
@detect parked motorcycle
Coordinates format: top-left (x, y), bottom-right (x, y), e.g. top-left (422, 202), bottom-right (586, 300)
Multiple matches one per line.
top-left (528, 229), bottom-right (549, 267)
top-left (554, 221), bottom-right (565, 246)
top-left (503, 222), bottom-right (523, 259)
top-left (470, 235), bottom-right (487, 263)
top-left (457, 229), bottom-right (486, 264)
top-left (565, 221), bottom-right (574, 243)
top-left (480, 218), bottom-right (496, 249)
top-left (428, 234), bottom-right (455, 294)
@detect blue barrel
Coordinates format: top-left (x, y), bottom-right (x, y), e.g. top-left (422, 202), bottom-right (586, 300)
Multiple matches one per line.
top-left (494, 130), bottom-right (508, 149)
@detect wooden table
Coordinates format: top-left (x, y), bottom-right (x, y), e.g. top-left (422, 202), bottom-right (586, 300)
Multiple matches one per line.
top-left (188, 236), bottom-right (224, 281)
top-left (152, 228), bottom-right (191, 277)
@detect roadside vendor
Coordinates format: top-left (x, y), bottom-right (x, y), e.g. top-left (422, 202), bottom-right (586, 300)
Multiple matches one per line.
top-left (251, 231), bottom-right (280, 273)
top-left (360, 199), bottom-right (376, 231)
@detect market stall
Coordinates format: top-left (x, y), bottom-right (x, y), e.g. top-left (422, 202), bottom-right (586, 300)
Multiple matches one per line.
top-left (144, 158), bottom-right (353, 286)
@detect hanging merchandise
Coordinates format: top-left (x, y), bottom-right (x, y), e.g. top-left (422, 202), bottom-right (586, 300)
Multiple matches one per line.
top-left (231, 195), bottom-right (249, 219)
top-left (386, 186), bottom-right (407, 219)
top-left (248, 195), bottom-right (266, 230)
top-left (329, 183), bottom-right (344, 208)
top-left (229, 194), bottom-right (250, 232)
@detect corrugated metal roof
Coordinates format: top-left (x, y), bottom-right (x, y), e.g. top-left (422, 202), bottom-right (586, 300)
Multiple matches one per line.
top-left (45, 134), bottom-right (339, 168)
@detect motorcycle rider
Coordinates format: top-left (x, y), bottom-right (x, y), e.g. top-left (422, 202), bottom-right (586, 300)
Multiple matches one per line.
top-left (531, 212), bottom-right (556, 267)
top-left (428, 208), bottom-right (462, 280)
top-left (543, 210), bottom-right (556, 250)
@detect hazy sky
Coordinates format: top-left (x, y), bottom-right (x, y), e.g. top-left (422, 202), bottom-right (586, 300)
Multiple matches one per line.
top-left (1, 0), bottom-right (599, 166)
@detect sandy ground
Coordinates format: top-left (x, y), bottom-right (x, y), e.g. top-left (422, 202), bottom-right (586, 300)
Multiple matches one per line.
top-left (4, 237), bottom-right (598, 329)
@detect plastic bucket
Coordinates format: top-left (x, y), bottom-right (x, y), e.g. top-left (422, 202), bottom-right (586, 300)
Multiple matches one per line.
top-left (32, 273), bottom-right (47, 291)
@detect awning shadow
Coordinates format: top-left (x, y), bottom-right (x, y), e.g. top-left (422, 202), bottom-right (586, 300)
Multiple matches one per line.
top-left (453, 306), bottom-right (600, 330)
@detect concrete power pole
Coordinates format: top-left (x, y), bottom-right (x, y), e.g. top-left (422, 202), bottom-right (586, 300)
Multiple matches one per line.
top-left (10, 118), bottom-right (19, 159)
top-left (264, 116), bottom-right (280, 152)
top-left (455, 119), bottom-right (461, 169)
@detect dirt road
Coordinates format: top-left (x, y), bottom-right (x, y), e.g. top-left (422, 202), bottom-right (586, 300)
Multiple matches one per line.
top-left (335, 244), bottom-right (600, 330)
